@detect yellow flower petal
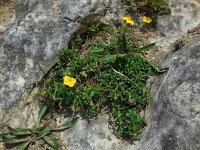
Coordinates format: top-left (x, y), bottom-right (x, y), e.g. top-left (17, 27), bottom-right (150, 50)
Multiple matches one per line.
top-left (122, 16), bottom-right (132, 21)
top-left (122, 16), bottom-right (134, 25)
top-left (126, 19), bottom-right (134, 25)
top-left (63, 76), bottom-right (77, 87)
top-left (143, 16), bottom-right (152, 24)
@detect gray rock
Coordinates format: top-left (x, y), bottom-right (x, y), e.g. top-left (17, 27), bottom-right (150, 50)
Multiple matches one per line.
top-left (137, 39), bottom-right (200, 150)
top-left (60, 116), bottom-right (137, 150)
top-left (150, 0), bottom-right (200, 65)
top-left (157, 0), bottom-right (200, 37)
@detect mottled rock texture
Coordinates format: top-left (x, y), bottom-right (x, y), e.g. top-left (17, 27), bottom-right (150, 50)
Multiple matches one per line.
top-left (151, 0), bottom-right (200, 64)
top-left (137, 0), bottom-right (200, 149)
top-left (60, 116), bottom-right (137, 150)
top-left (137, 38), bottom-right (200, 150)
top-left (157, 0), bottom-right (200, 37)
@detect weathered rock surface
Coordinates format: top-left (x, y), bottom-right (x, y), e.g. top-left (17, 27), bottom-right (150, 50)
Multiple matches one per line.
top-left (135, 1), bottom-right (200, 149)
top-left (60, 115), bottom-right (137, 150)
top-left (150, 0), bottom-right (200, 64)
top-left (137, 38), bottom-right (200, 150)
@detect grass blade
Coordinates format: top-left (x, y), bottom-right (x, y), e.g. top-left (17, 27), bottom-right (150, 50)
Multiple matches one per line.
top-left (2, 134), bottom-right (29, 144)
top-left (136, 43), bottom-right (156, 52)
top-left (7, 127), bottom-right (31, 136)
top-left (100, 54), bottom-right (126, 63)
top-left (43, 137), bottom-right (58, 149)
top-left (148, 61), bottom-right (168, 73)
top-left (90, 47), bottom-right (103, 53)
top-left (38, 102), bottom-right (49, 124)
top-left (55, 117), bottom-right (78, 131)
top-left (33, 126), bottom-right (51, 142)
top-left (121, 31), bottom-right (128, 53)
top-left (16, 141), bottom-right (30, 150)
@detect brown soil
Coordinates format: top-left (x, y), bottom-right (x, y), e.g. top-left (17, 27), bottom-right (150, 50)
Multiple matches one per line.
top-left (0, 0), bottom-right (15, 26)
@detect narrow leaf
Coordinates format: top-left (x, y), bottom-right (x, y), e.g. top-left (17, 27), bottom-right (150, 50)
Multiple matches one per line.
top-left (136, 43), bottom-right (156, 52)
top-left (55, 117), bottom-right (78, 131)
top-left (38, 119), bottom-right (52, 132)
top-left (16, 141), bottom-right (30, 150)
top-left (138, 56), bottom-right (168, 73)
top-left (43, 137), bottom-right (58, 149)
top-left (90, 47), bottom-right (103, 53)
top-left (38, 102), bottom-right (48, 124)
top-left (113, 69), bottom-right (129, 79)
top-left (8, 127), bottom-right (31, 136)
top-left (50, 147), bottom-right (58, 150)
top-left (148, 61), bottom-right (168, 73)
top-left (2, 135), bottom-right (29, 144)
top-left (56, 122), bottom-right (72, 131)
top-left (121, 31), bottom-right (128, 53)
top-left (100, 54), bottom-right (126, 63)
top-left (33, 126), bottom-right (51, 141)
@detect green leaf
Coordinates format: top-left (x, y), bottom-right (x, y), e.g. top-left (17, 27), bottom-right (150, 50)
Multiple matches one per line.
top-left (100, 54), bottom-right (126, 63)
top-left (135, 43), bottom-right (156, 52)
top-left (121, 31), bottom-right (128, 53)
top-left (8, 127), bottom-right (31, 136)
top-left (33, 126), bottom-right (51, 141)
top-left (148, 61), bottom-right (168, 73)
top-left (2, 134), bottom-right (29, 144)
top-left (55, 117), bottom-right (78, 131)
top-left (50, 147), bottom-right (58, 150)
top-left (37, 119), bottom-right (52, 132)
top-left (90, 47), bottom-right (103, 53)
top-left (56, 122), bottom-right (72, 131)
top-left (16, 141), bottom-right (30, 150)
top-left (43, 137), bottom-right (58, 149)
top-left (38, 102), bottom-right (49, 124)
top-left (113, 69), bottom-right (129, 79)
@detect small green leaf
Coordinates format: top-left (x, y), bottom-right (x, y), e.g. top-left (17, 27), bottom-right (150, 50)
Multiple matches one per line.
top-left (100, 54), bottom-right (126, 63)
top-left (33, 126), bottom-right (51, 141)
top-left (43, 137), bottom-right (58, 149)
top-left (8, 127), bottom-right (31, 136)
top-left (55, 117), bottom-right (78, 131)
top-left (37, 119), bottom-right (52, 132)
top-left (16, 141), bottom-right (30, 150)
top-left (148, 61), bottom-right (168, 73)
top-left (136, 43), bottom-right (156, 52)
top-left (113, 69), bottom-right (129, 79)
top-left (38, 102), bottom-right (49, 124)
top-left (90, 47), bottom-right (103, 53)
top-left (2, 134), bottom-right (29, 144)
top-left (121, 31), bottom-right (128, 53)
top-left (56, 122), bottom-right (72, 130)
top-left (50, 147), bottom-right (58, 150)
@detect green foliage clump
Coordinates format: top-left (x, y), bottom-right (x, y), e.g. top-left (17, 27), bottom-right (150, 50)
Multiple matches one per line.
top-left (127, 0), bottom-right (165, 9)
top-left (1, 102), bottom-right (77, 150)
top-left (126, 0), bottom-right (170, 15)
top-left (42, 21), bottom-right (158, 140)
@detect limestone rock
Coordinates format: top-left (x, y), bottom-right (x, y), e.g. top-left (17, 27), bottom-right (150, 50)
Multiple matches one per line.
top-left (137, 38), bottom-right (200, 150)
top-left (60, 116), bottom-right (137, 150)
top-left (150, 0), bottom-right (200, 65)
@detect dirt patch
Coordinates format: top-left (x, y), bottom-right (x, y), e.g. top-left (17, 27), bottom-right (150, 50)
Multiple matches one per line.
top-left (0, 0), bottom-right (15, 26)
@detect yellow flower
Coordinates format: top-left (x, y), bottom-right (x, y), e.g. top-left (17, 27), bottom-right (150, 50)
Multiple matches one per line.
top-left (143, 16), bottom-right (152, 24)
top-left (63, 76), bottom-right (77, 87)
top-left (122, 16), bottom-right (134, 25)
